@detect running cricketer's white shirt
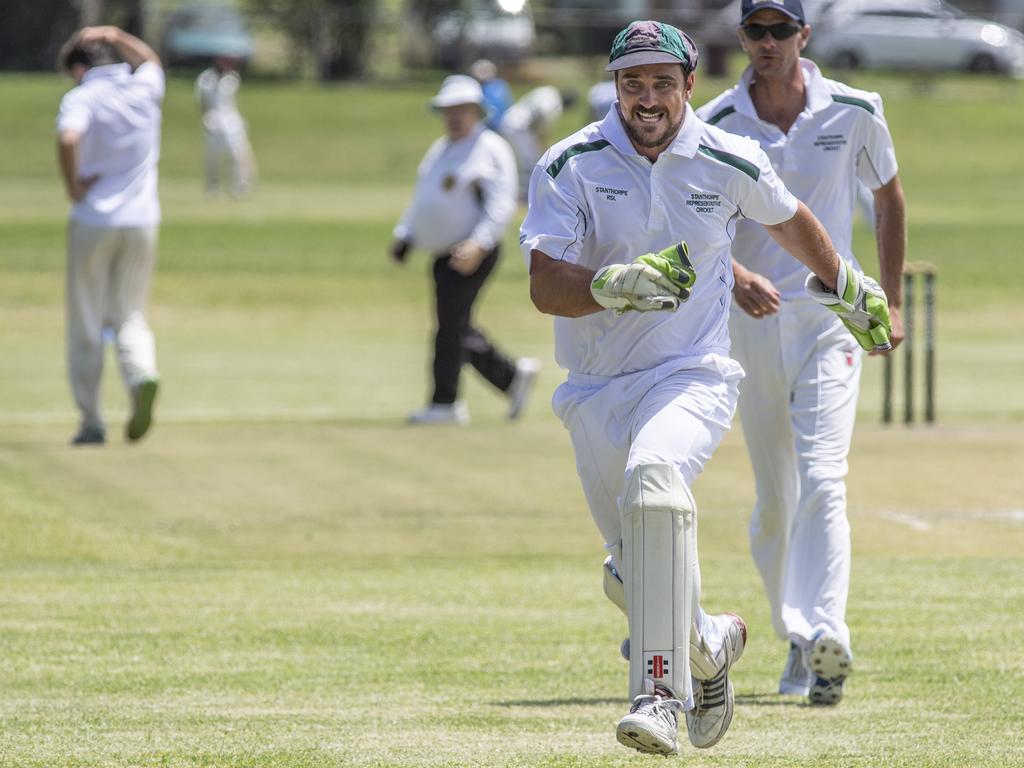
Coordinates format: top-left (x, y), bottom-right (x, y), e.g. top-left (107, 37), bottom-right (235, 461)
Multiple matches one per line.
top-left (520, 103), bottom-right (798, 376)
top-left (697, 59), bottom-right (898, 299)
top-left (56, 62), bottom-right (164, 229)
top-left (394, 124), bottom-right (517, 254)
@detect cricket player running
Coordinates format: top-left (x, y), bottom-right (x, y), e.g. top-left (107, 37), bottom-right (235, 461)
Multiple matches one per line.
top-left (697, 0), bottom-right (906, 705)
top-left (521, 20), bottom-right (892, 755)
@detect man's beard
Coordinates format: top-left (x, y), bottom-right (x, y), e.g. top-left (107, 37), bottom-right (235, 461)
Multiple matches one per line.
top-left (623, 109), bottom-right (683, 150)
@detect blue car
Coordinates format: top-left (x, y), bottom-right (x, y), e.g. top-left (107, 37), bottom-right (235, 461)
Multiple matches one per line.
top-left (162, 5), bottom-right (253, 66)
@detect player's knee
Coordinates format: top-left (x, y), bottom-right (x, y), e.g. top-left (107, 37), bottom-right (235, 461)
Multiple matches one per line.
top-left (621, 462), bottom-right (696, 521)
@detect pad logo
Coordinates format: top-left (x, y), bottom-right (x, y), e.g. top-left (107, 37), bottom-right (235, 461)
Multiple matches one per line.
top-left (647, 654), bottom-right (670, 678)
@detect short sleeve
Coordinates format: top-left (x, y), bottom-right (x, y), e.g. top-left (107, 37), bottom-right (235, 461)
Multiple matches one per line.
top-left (739, 146), bottom-right (799, 226)
top-left (56, 89), bottom-right (91, 134)
top-left (134, 61), bottom-right (166, 103)
top-left (519, 159), bottom-right (589, 266)
top-left (856, 94), bottom-right (898, 190)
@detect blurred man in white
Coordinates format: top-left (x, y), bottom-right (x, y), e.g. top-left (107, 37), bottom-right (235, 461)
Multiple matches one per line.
top-left (522, 19), bottom-right (891, 755)
top-left (57, 25), bottom-right (163, 445)
top-left (391, 75), bottom-right (539, 425)
top-left (697, 0), bottom-right (906, 705)
top-left (195, 55), bottom-right (256, 197)
top-left (498, 85), bottom-right (576, 199)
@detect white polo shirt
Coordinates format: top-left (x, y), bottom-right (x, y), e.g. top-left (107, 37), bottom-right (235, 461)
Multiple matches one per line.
top-left (520, 103), bottom-right (798, 377)
top-left (195, 67), bottom-right (245, 135)
top-left (56, 62), bottom-right (164, 228)
top-left (394, 124), bottom-right (517, 254)
top-left (697, 59), bottom-right (898, 300)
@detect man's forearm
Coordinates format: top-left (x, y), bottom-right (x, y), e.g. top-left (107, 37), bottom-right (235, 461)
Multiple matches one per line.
top-left (765, 201), bottom-right (840, 290)
top-left (529, 250), bottom-right (603, 317)
top-left (81, 26), bottom-right (160, 69)
top-left (57, 132), bottom-right (81, 200)
top-left (874, 175), bottom-right (907, 308)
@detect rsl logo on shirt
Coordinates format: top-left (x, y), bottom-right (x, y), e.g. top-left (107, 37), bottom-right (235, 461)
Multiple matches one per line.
top-left (595, 185), bottom-right (629, 201)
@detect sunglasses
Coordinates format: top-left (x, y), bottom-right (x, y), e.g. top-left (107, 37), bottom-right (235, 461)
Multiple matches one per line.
top-left (741, 22), bottom-right (803, 41)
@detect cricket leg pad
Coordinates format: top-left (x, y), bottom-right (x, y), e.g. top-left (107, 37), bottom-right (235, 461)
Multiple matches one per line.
top-left (622, 463), bottom-right (698, 702)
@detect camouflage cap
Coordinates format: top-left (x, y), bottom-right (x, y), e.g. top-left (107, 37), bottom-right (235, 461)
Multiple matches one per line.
top-left (606, 20), bottom-right (699, 73)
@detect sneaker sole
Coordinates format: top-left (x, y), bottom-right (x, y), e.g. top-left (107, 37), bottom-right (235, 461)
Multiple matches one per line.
top-left (808, 635), bottom-right (852, 706)
top-left (616, 717), bottom-right (677, 755)
top-left (126, 379), bottom-right (158, 442)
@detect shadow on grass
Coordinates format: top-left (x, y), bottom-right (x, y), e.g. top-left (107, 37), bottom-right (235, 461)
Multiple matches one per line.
top-left (736, 692), bottom-right (806, 707)
top-left (492, 698), bottom-right (623, 707)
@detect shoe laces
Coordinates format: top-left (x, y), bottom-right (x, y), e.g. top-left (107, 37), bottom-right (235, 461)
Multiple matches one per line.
top-left (630, 692), bottom-right (683, 726)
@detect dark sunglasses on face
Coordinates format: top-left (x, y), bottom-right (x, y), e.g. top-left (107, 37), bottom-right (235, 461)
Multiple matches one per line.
top-left (741, 22), bottom-right (803, 41)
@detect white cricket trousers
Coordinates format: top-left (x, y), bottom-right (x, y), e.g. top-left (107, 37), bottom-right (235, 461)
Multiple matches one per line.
top-left (729, 299), bottom-right (862, 650)
top-left (66, 221), bottom-right (159, 430)
top-left (204, 126), bottom-right (255, 197)
top-left (552, 354), bottom-right (744, 648)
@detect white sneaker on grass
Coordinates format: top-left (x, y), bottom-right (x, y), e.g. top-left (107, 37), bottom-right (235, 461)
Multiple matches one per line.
top-left (808, 631), bottom-right (853, 706)
top-left (686, 612), bottom-right (746, 749)
top-left (506, 357), bottom-right (541, 420)
top-left (406, 401), bottom-right (470, 426)
top-left (779, 641), bottom-right (813, 696)
top-left (616, 679), bottom-right (683, 755)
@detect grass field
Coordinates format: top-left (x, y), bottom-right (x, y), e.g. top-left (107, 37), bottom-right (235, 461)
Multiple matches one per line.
top-left (1, 63), bottom-right (1023, 766)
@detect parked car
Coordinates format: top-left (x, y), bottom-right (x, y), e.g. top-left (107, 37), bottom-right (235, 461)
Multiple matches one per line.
top-left (162, 4), bottom-right (253, 67)
top-left (432, 0), bottom-right (536, 69)
top-left (810, 0), bottom-right (1024, 76)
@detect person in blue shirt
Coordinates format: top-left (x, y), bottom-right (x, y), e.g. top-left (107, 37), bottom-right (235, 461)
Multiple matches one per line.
top-left (470, 59), bottom-right (511, 130)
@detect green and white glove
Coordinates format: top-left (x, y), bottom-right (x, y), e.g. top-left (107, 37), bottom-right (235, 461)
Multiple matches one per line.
top-left (590, 242), bottom-right (696, 315)
top-left (805, 258), bottom-right (892, 351)
top-left (634, 241), bottom-right (696, 301)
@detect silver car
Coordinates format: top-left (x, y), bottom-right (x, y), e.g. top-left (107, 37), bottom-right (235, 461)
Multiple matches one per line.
top-left (811, 0), bottom-right (1024, 76)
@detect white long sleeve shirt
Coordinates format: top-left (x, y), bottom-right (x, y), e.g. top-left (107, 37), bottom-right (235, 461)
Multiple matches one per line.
top-left (394, 124), bottom-right (517, 254)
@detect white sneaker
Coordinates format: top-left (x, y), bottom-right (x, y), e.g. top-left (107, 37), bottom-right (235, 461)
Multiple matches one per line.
top-left (616, 679), bottom-right (683, 755)
top-left (779, 641), bottom-right (813, 696)
top-left (506, 357), bottom-right (541, 420)
top-left (686, 613), bottom-right (746, 749)
top-left (406, 401), bottom-right (470, 426)
top-left (808, 632), bottom-right (853, 706)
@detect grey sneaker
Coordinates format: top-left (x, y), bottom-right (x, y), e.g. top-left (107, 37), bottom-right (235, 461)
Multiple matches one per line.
top-left (808, 632), bottom-right (853, 706)
top-left (126, 378), bottom-right (159, 442)
top-left (406, 401), bottom-right (470, 426)
top-left (779, 641), bottom-right (813, 696)
top-left (616, 680), bottom-right (683, 755)
top-left (686, 613), bottom-right (746, 749)
top-left (71, 425), bottom-right (106, 446)
top-left (506, 357), bottom-right (541, 420)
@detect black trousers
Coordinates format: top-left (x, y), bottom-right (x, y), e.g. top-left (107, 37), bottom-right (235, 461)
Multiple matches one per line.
top-left (431, 246), bottom-right (517, 405)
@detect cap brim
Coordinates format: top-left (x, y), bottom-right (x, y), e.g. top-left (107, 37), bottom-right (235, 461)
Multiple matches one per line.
top-left (740, 8), bottom-right (803, 23)
top-left (606, 51), bottom-right (690, 72)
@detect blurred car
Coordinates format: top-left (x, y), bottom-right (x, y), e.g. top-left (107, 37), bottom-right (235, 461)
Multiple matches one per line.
top-left (810, 0), bottom-right (1024, 76)
top-left (432, 0), bottom-right (536, 69)
top-left (162, 4), bottom-right (253, 67)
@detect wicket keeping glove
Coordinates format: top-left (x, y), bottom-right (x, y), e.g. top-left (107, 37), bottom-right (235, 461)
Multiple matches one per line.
top-left (590, 242), bottom-right (695, 315)
top-left (634, 241), bottom-right (696, 301)
top-left (805, 258), bottom-right (892, 351)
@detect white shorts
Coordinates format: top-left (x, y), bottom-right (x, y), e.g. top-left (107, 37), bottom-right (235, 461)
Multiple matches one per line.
top-left (551, 354), bottom-right (744, 552)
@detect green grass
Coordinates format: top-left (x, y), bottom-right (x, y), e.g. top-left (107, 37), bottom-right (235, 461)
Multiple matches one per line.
top-left (1, 68), bottom-right (1023, 766)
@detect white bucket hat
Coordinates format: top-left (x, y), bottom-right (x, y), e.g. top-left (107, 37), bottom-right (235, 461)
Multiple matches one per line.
top-left (430, 75), bottom-right (487, 115)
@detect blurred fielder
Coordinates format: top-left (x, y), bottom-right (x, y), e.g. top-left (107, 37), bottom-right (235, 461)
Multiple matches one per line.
top-left (498, 85), bottom-right (576, 199)
top-left (56, 25), bottom-right (163, 445)
top-left (195, 55), bottom-right (256, 197)
top-left (697, 0), bottom-right (906, 705)
top-left (521, 19), bottom-right (892, 755)
top-left (391, 75), bottom-right (540, 425)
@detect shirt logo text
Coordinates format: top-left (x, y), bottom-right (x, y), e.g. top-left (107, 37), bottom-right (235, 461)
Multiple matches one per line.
top-left (596, 186), bottom-right (628, 201)
top-left (814, 134), bottom-right (847, 152)
top-left (686, 193), bottom-right (721, 214)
